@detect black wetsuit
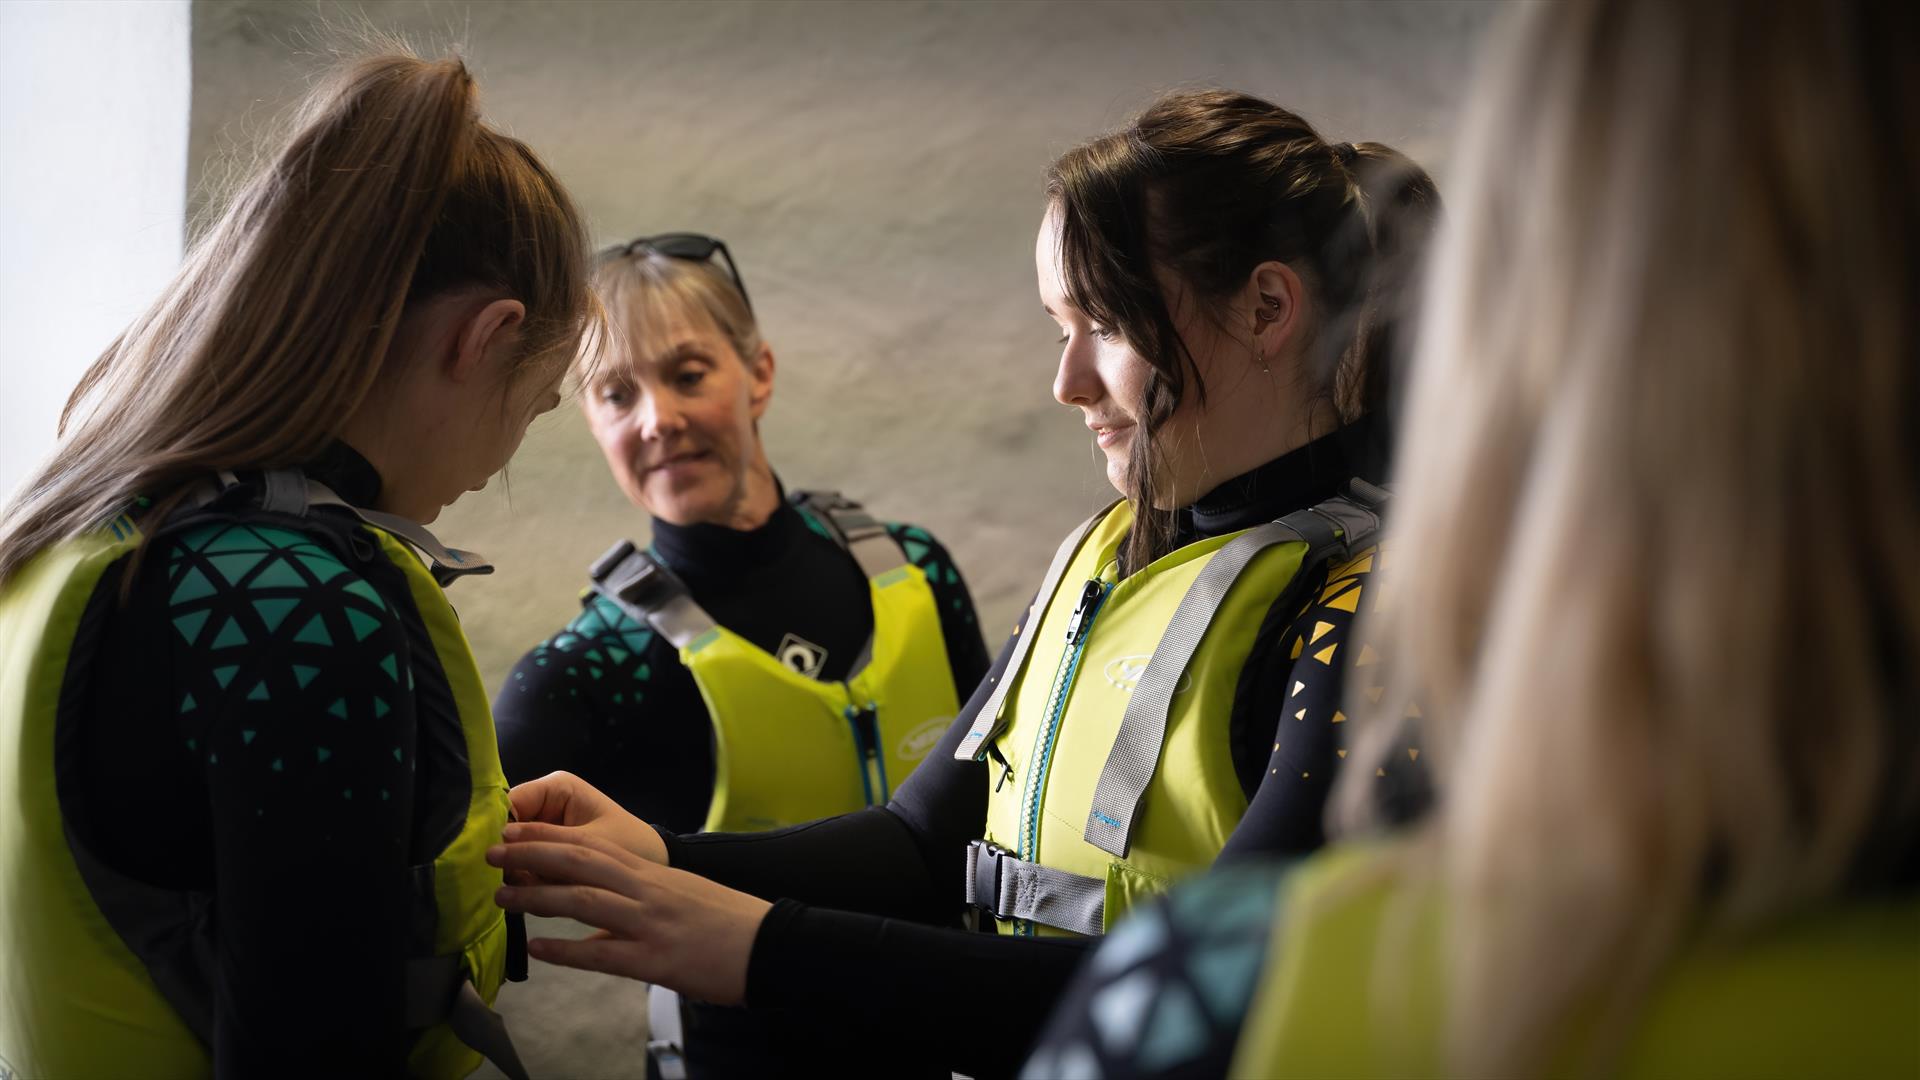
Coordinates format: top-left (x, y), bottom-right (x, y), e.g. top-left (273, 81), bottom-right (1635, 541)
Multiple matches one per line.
top-left (493, 488), bottom-right (992, 829)
top-left (655, 418), bottom-right (1429, 1078)
top-left (59, 445), bottom-right (450, 1077)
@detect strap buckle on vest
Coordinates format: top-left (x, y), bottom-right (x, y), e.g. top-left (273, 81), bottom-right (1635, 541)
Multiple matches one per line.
top-left (963, 840), bottom-right (1108, 937)
top-left (794, 490), bottom-right (908, 580)
top-left (587, 540), bottom-right (718, 649)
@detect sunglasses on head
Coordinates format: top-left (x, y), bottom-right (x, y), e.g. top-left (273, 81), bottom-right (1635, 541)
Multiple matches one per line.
top-left (599, 232), bottom-right (753, 316)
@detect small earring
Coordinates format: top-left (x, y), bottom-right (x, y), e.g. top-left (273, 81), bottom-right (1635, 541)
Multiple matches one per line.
top-left (1258, 348), bottom-right (1270, 374)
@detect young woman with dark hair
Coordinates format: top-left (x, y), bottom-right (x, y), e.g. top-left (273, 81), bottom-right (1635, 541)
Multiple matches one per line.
top-left (487, 88), bottom-right (1438, 1077)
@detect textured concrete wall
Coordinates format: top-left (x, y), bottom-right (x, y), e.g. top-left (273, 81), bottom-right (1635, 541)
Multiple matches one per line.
top-left (190, 0), bottom-right (1504, 696)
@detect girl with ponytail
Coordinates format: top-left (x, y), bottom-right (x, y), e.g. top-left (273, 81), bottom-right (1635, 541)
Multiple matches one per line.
top-left (481, 88), bottom-right (1439, 1078)
top-left (0, 49), bottom-right (591, 1078)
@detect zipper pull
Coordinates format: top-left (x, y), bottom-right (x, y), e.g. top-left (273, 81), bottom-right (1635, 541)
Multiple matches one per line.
top-left (987, 743), bottom-right (1016, 792)
top-left (1062, 579), bottom-right (1104, 644)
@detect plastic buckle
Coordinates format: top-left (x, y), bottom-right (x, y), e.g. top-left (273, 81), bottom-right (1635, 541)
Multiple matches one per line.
top-left (970, 840), bottom-right (1010, 917)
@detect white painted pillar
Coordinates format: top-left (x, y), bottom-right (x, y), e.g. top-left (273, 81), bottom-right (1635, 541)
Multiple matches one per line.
top-left (0, 0), bottom-right (191, 504)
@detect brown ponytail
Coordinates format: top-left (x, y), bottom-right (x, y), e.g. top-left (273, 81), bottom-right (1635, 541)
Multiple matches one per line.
top-left (1046, 88), bottom-right (1440, 570)
top-left (0, 49), bottom-right (593, 585)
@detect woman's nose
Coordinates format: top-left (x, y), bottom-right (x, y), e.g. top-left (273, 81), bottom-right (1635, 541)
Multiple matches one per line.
top-left (1053, 336), bottom-right (1100, 408)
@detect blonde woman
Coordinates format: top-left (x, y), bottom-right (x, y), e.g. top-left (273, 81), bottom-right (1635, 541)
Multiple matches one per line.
top-left (0, 52), bottom-right (593, 1078)
top-left (1023, 0), bottom-right (1920, 1076)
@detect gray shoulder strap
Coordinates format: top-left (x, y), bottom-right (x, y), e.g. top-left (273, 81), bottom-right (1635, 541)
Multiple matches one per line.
top-left (1082, 485), bottom-right (1387, 857)
top-left (293, 474), bottom-right (493, 587)
top-left (586, 539), bottom-right (719, 650)
top-left (196, 469), bottom-right (493, 587)
top-left (955, 501), bottom-right (1119, 762)
top-left (793, 490), bottom-right (908, 580)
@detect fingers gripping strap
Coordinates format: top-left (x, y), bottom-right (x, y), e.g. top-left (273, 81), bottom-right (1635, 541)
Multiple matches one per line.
top-left (964, 841), bottom-right (1107, 937)
top-left (586, 540), bottom-right (719, 649)
top-left (955, 502), bottom-right (1118, 762)
top-left (1083, 520), bottom-right (1315, 858)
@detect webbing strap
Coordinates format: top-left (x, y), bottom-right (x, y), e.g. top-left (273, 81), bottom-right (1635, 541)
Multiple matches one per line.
top-left (795, 490), bottom-right (907, 580)
top-left (1082, 489), bottom-right (1387, 857)
top-left (963, 840), bottom-right (1107, 937)
top-left (205, 469), bottom-right (495, 587)
top-left (587, 539), bottom-right (719, 649)
top-left (646, 985), bottom-right (688, 1080)
top-left (955, 502), bottom-right (1119, 762)
top-left (405, 956), bottom-right (531, 1080)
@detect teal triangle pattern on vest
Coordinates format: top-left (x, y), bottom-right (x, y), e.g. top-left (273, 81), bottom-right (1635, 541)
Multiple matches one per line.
top-left (242, 730), bottom-right (257, 745)
top-left (293, 665), bottom-right (319, 689)
top-left (246, 680), bottom-right (270, 702)
top-left (212, 665), bottom-right (239, 689)
top-left (374, 697), bottom-right (389, 719)
top-left (210, 617), bottom-right (248, 650)
top-left (346, 608), bottom-right (383, 643)
top-left (173, 609), bottom-right (211, 645)
top-left (296, 553), bottom-right (349, 584)
top-left (379, 655), bottom-right (398, 682)
top-left (206, 551), bottom-right (269, 586)
top-left (251, 526), bottom-right (309, 549)
top-left (250, 558), bottom-right (308, 591)
top-left (170, 567), bottom-right (217, 606)
top-left (327, 698), bottom-right (348, 720)
top-left (343, 578), bottom-right (387, 612)
top-left (253, 597), bottom-right (300, 633)
top-left (293, 614), bottom-right (332, 647)
top-left (317, 747), bottom-right (331, 763)
top-left (180, 693), bottom-right (197, 713)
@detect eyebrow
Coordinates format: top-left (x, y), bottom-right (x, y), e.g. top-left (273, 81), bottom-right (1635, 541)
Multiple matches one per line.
top-left (643, 341), bottom-right (713, 368)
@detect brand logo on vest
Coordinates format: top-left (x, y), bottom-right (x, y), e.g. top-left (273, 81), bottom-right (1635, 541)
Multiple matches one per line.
top-left (1102, 654), bottom-right (1191, 694)
top-left (898, 717), bottom-right (950, 761)
top-left (775, 633), bottom-right (828, 679)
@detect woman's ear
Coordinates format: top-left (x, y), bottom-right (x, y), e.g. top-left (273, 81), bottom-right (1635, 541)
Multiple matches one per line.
top-left (448, 297), bottom-right (527, 383)
top-left (1248, 261), bottom-right (1306, 362)
top-left (747, 343), bottom-right (776, 421)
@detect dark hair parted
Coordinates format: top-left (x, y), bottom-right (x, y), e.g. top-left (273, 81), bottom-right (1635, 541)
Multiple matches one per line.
top-left (1045, 88), bottom-right (1440, 570)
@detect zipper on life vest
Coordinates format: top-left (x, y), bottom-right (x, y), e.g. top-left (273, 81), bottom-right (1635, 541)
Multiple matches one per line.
top-left (844, 697), bottom-right (889, 806)
top-left (1015, 577), bottom-right (1111, 936)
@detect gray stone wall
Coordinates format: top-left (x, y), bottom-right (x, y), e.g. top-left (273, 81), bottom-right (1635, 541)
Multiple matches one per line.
top-left (190, 1), bottom-right (1505, 700)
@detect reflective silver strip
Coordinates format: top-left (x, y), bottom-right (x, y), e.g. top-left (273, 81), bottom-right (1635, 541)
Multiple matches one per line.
top-left (1082, 491), bottom-right (1386, 857)
top-left (954, 502), bottom-right (1117, 762)
top-left (647, 985), bottom-right (688, 1080)
top-left (963, 840), bottom-right (1107, 937)
top-left (588, 544), bottom-right (719, 650)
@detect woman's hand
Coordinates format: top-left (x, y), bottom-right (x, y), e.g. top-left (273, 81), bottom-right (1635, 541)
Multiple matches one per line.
top-left (486, 831), bottom-right (771, 1006)
top-left (506, 770), bottom-right (668, 867)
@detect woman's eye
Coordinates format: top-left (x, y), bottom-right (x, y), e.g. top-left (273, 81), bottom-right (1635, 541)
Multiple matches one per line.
top-left (598, 387), bottom-right (631, 407)
top-left (675, 369), bottom-right (706, 390)
top-left (1056, 332), bottom-right (1069, 345)
top-left (1092, 325), bottom-right (1119, 343)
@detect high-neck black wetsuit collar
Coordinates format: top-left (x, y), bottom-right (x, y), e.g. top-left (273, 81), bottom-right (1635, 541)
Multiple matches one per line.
top-left (649, 479), bottom-right (811, 587)
top-left (306, 440), bottom-right (384, 508)
top-left (1175, 412), bottom-right (1387, 545)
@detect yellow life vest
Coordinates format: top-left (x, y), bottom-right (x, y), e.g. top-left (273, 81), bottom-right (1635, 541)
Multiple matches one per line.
top-left (0, 475), bottom-right (526, 1079)
top-left (956, 485), bottom-right (1387, 937)
top-left (1231, 844), bottom-right (1920, 1078)
top-left (588, 493), bottom-right (960, 833)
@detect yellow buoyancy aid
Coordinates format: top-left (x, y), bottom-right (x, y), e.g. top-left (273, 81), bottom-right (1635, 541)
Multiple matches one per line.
top-left (587, 493), bottom-right (960, 833)
top-left (1231, 844), bottom-right (1920, 1078)
top-left (956, 485), bottom-right (1387, 937)
top-left (0, 475), bottom-right (525, 1079)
